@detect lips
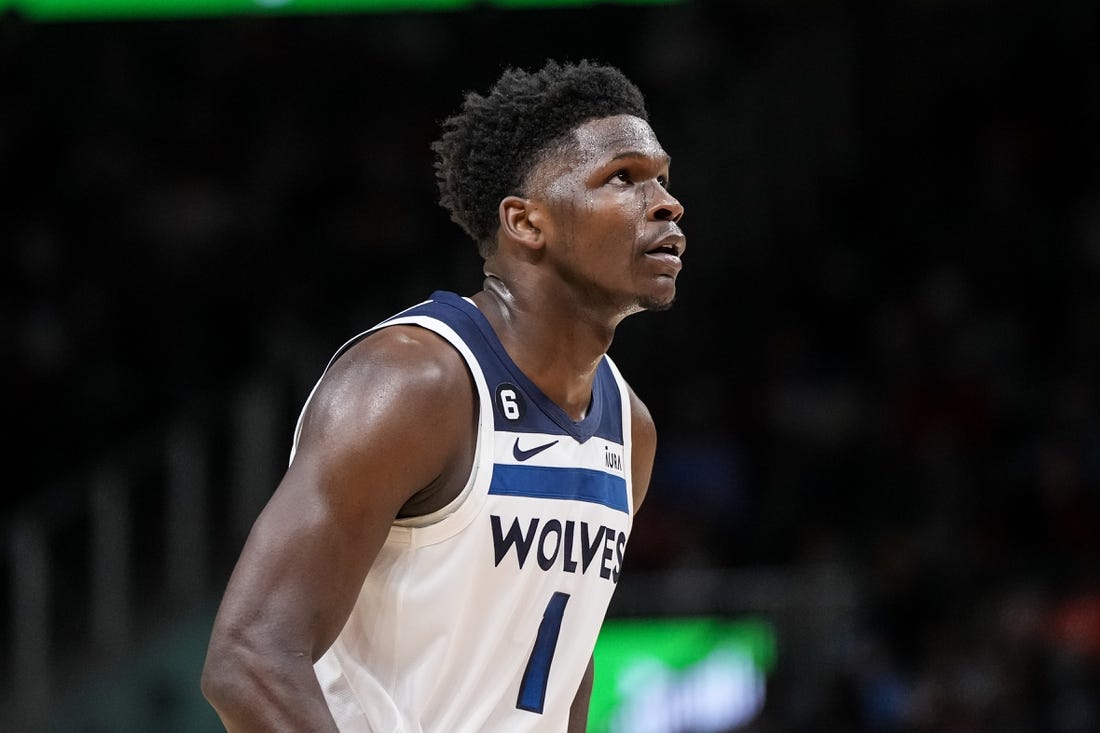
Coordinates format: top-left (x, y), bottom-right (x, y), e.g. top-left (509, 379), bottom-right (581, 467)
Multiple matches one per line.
top-left (644, 231), bottom-right (685, 273)
top-left (645, 231), bottom-right (685, 258)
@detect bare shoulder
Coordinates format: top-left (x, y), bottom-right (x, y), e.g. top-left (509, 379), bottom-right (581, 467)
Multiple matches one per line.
top-left (291, 324), bottom-right (475, 513)
top-left (203, 324), bottom-right (478, 681)
top-left (305, 325), bottom-right (472, 435)
top-left (625, 383), bottom-right (657, 514)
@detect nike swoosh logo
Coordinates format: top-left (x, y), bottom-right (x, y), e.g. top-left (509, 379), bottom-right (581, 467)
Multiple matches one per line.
top-left (512, 437), bottom-right (559, 462)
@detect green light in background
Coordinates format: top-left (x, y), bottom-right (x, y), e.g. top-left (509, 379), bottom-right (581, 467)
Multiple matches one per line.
top-left (12, 0), bottom-right (682, 21)
top-left (589, 616), bottom-right (778, 733)
top-left (14, 0), bottom-right (471, 21)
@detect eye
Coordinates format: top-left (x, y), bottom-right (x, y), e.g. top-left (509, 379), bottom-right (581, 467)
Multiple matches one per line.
top-left (657, 175), bottom-right (670, 189)
top-left (611, 169), bottom-right (633, 185)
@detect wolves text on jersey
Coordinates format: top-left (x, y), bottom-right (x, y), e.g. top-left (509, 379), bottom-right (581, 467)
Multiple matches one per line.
top-left (490, 515), bottom-right (627, 583)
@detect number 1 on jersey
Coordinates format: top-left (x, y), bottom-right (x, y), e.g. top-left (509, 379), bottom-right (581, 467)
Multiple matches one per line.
top-left (517, 592), bottom-right (570, 714)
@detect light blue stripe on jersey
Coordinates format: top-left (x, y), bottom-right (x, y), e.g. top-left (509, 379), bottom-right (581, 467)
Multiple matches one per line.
top-left (489, 464), bottom-right (629, 514)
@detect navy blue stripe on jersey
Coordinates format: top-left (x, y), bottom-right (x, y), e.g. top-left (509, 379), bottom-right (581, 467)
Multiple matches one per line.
top-left (489, 465), bottom-right (629, 514)
top-left (384, 292), bottom-right (624, 445)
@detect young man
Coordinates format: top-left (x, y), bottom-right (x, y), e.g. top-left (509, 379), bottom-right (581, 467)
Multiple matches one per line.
top-left (201, 59), bottom-right (685, 732)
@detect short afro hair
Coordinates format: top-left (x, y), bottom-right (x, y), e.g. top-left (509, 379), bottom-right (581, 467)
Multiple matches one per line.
top-left (432, 59), bottom-right (648, 255)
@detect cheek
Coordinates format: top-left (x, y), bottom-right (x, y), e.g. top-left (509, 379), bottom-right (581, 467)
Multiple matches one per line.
top-left (561, 191), bottom-right (644, 255)
top-left (628, 197), bottom-right (650, 245)
top-left (591, 193), bottom-right (646, 233)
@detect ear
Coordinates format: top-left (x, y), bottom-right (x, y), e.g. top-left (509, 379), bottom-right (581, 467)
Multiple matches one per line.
top-left (498, 196), bottom-right (545, 252)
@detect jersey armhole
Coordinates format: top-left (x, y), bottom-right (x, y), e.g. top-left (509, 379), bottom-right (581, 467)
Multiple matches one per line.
top-left (602, 354), bottom-right (635, 517)
top-left (374, 316), bottom-right (495, 545)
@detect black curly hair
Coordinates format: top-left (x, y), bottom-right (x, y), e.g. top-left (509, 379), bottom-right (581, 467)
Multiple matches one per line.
top-left (432, 59), bottom-right (649, 256)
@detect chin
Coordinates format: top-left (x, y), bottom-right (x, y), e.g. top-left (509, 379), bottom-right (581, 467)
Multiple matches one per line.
top-left (639, 292), bottom-right (676, 312)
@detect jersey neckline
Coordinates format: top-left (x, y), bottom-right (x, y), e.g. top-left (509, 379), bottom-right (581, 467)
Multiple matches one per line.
top-left (430, 290), bottom-right (606, 443)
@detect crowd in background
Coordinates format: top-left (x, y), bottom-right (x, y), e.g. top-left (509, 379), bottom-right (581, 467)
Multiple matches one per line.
top-left (5, 1), bottom-right (1100, 730)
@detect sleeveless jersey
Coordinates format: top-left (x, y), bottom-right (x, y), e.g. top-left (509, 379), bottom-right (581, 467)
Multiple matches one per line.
top-left (299, 291), bottom-right (635, 732)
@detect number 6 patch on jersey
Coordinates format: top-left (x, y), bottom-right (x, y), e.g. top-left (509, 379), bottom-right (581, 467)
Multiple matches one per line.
top-left (496, 383), bottom-right (527, 421)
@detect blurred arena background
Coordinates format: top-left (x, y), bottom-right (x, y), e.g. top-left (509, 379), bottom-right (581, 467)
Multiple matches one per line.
top-left (4, 0), bottom-right (1100, 730)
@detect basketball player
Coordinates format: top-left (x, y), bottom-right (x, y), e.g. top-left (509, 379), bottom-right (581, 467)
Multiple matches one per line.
top-left (201, 59), bottom-right (685, 731)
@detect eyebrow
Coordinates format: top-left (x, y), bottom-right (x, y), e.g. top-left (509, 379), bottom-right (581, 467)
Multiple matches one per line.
top-left (609, 150), bottom-right (671, 167)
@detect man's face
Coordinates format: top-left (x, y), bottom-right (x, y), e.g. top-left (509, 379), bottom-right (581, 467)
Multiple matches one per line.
top-left (527, 114), bottom-right (686, 317)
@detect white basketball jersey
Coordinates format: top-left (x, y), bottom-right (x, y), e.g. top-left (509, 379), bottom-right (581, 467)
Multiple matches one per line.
top-left (298, 291), bottom-right (635, 732)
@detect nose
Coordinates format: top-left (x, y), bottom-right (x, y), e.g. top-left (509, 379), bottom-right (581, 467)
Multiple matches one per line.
top-left (647, 187), bottom-right (684, 224)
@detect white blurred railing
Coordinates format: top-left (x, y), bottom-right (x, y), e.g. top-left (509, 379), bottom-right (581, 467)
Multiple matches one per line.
top-left (2, 374), bottom-right (286, 731)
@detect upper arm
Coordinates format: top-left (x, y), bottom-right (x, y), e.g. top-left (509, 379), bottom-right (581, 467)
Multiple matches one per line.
top-left (208, 325), bottom-right (475, 662)
top-left (627, 385), bottom-right (656, 515)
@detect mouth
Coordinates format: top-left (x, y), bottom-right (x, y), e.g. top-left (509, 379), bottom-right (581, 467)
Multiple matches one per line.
top-left (644, 233), bottom-right (685, 274)
top-left (645, 232), bottom-right (685, 258)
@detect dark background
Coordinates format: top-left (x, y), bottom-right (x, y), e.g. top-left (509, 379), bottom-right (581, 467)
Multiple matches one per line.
top-left (4, 0), bottom-right (1100, 730)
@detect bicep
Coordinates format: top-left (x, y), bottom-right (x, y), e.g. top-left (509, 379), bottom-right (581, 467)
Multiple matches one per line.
top-left (212, 328), bottom-right (473, 660)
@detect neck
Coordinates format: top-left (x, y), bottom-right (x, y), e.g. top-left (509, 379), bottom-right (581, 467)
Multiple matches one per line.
top-left (471, 275), bottom-right (618, 421)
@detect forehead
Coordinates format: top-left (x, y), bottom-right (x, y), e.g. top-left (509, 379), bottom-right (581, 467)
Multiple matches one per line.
top-left (571, 114), bottom-right (667, 165)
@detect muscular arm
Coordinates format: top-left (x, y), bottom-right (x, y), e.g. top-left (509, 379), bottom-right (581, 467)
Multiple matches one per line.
top-left (200, 326), bottom-right (475, 731)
